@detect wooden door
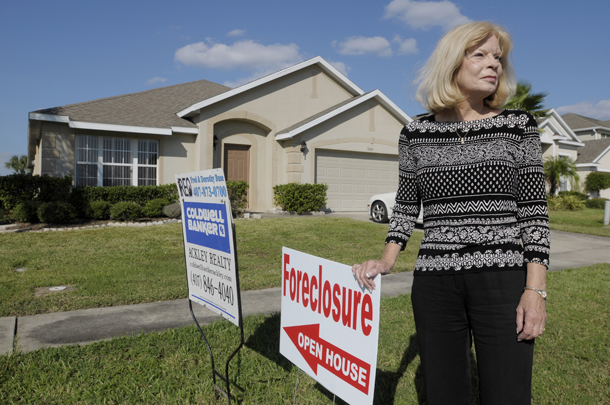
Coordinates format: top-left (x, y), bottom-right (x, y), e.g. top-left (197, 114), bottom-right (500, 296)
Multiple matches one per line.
top-left (224, 144), bottom-right (250, 182)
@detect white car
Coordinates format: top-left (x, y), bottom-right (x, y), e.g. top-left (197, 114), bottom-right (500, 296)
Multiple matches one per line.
top-left (368, 192), bottom-right (423, 224)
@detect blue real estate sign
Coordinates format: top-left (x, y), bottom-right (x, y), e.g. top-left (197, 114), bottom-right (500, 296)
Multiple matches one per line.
top-left (175, 169), bottom-right (241, 327)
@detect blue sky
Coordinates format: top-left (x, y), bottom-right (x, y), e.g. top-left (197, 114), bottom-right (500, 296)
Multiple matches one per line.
top-left (1, 0), bottom-right (609, 175)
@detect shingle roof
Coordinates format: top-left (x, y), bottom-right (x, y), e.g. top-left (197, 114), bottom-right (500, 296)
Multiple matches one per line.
top-left (576, 139), bottom-right (610, 164)
top-left (562, 113), bottom-right (610, 130)
top-left (34, 79), bottom-right (231, 129)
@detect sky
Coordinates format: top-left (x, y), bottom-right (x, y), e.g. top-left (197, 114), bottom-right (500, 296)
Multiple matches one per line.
top-left (1, 0), bottom-right (609, 175)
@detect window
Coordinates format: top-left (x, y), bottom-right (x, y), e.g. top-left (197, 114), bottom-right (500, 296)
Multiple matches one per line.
top-left (76, 135), bottom-right (99, 187)
top-left (75, 135), bottom-right (158, 187)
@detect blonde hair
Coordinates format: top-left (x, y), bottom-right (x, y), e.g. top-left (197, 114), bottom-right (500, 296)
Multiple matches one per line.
top-left (414, 21), bottom-right (516, 114)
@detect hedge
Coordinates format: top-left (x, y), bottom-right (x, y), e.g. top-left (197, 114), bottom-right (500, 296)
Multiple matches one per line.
top-left (0, 174), bottom-right (73, 211)
top-left (273, 183), bottom-right (328, 214)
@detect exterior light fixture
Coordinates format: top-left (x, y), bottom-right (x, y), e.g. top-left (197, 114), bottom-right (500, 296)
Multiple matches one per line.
top-left (300, 141), bottom-right (307, 152)
top-left (213, 135), bottom-right (219, 150)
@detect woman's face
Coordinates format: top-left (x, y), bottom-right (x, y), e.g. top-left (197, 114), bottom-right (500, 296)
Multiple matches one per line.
top-left (455, 34), bottom-right (503, 101)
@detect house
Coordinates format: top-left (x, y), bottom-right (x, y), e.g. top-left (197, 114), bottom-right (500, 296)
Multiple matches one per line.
top-left (27, 57), bottom-right (411, 212)
top-left (560, 112), bottom-right (610, 197)
top-left (575, 139), bottom-right (610, 198)
top-left (537, 109), bottom-right (585, 192)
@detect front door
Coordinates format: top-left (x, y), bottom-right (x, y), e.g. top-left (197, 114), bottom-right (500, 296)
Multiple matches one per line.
top-left (224, 144), bottom-right (250, 206)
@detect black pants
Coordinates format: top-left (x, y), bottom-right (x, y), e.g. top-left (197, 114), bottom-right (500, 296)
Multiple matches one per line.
top-left (411, 271), bottom-right (534, 405)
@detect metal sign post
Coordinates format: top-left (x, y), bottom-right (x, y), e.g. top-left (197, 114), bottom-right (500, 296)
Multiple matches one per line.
top-left (176, 169), bottom-right (244, 404)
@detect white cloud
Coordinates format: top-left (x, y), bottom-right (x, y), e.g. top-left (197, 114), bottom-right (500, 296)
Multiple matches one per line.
top-left (556, 100), bottom-right (610, 121)
top-left (384, 0), bottom-right (471, 30)
top-left (332, 36), bottom-right (392, 57)
top-left (147, 77), bottom-right (167, 85)
top-left (328, 61), bottom-right (351, 77)
top-left (227, 29), bottom-right (246, 37)
top-left (175, 40), bottom-right (303, 71)
top-left (393, 35), bottom-right (418, 54)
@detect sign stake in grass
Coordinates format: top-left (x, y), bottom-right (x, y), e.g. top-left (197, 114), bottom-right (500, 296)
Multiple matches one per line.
top-left (176, 169), bottom-right (245, 404)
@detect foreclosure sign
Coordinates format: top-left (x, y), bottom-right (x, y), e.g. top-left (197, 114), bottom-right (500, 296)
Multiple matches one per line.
top-left (279, 248), bottom-right (380, 404)
top-left (175, 169), bottom-right (241, 327)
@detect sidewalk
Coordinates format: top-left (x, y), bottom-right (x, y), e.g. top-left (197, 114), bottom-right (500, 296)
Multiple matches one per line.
top-left (2, 227), bottom-right (609, 355)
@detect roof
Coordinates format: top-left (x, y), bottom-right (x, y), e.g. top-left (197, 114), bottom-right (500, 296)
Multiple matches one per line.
top-left (32, 79), bottom-right (231, 129)
top-left (561, 113), bottom-right (610, 131)
top-left (576, 139), bottom-right (610, 164)
top-left (275, 89), bottom-right (411, 140)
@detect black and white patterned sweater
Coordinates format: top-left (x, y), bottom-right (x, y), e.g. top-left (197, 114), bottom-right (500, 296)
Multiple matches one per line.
top-left (386, 109), bottom-right (550, 275)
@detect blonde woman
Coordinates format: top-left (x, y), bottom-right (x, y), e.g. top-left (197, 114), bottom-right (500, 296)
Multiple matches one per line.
top-left (353, 21), bottom-right (549, 404)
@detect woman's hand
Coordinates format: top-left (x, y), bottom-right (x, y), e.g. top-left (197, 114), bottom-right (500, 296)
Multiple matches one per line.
top-left (352, 242), bottom-right (402, 292)
top-left (516, 290), bottom-right (546, 341)
top-left (516, 262), bottom-right (547, 341)
top-left (352, 260), bottom-right (392, 291)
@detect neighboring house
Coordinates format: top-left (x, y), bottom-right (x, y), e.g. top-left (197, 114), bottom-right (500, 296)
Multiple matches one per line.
top-left (27, 57), bottom-right (411, 212)
top-left (575, 139), bottom-right (610, 198)
top-left (537, 109), bottom-right (585, 192)
top-left (560, 112), bottom-right (610, 197)
top-left (561, 113), bottom-right (610, 141)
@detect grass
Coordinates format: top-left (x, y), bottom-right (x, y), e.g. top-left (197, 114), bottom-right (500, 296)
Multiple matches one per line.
top-left (548, 208), bottom-right (610, 237)
top-left (1, 263), bottom-right (608, 404)
top-left (0, 217), bottom-right (422, 317)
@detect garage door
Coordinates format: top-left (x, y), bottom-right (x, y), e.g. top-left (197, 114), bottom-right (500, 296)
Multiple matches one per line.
top-left (316, 150), bottom-right (398, 211)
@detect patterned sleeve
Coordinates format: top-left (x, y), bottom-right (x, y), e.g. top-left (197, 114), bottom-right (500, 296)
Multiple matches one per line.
top-left (517, 112), bottom-right (551, 269)
top-left (385, 126), bottom-right (421, 250)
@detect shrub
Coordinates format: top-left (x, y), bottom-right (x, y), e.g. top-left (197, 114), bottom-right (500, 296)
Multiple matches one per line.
top-left (37, 202), bottom-right (76, 224)
top-left (547, 195), bottom-right (585, 211)
top-left (560, 195), bottom-right (585, 211)
top-left (110, 202), bottom-right (143, 221)
top-left (585, 172), bottom-right (610, 195)
top-left (88, 201), bottom-right (112, 220)
top-left (163, 203), bottom-right (181, 219)
top-left (227, 181), bottom-right (249, 217)
top-left (0, 174), bottom-right (73, 211)
top-left (558, 190), bottom-right (587, 201)
top-left (12, 201), bottom-right (42, 223)
top-left (585, 198), bottom-right (609, 210)
top-left (143, 198), bottom-right (170, 218)
top-left (273, 183), bottom-right (328, 214)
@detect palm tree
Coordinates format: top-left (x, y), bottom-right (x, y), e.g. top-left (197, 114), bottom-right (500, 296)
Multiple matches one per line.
top-left (4, 155), bottom-right (31, 175)
top-left (504, 80), bottom-right (550, 118)
top-left (543, 156), bottom-right (579, 196)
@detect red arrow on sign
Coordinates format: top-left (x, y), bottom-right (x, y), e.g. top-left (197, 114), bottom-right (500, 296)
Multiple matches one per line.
top-left (283, 324), bottom-right (371, 394)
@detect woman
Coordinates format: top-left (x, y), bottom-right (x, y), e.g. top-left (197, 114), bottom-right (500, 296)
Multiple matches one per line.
top-left (353, 21), bottom-right (549, 404)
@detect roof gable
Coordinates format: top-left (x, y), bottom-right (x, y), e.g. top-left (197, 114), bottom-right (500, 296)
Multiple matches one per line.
top-left (177, 56), bottom-right (364, 118)
top-left (538, 109), bottom-right (584, 146)
top-left (275, 89), bottom-right (411, 140)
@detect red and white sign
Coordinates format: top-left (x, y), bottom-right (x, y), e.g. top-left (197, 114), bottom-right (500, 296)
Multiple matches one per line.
top-left (279, 247), bottom-right (380, 405)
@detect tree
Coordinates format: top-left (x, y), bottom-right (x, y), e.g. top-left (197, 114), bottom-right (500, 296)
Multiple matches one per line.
top-left (504, 80), bottom-right (550, 118)
top-left (543, 156), bottom-right (579, 196)
top-left (585, 172), bottom-right (610, 197)
top-left (4, 155), bottom-right (31, 175)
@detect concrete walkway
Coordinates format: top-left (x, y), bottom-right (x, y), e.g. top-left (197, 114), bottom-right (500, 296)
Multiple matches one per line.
top-left (2, 215), bottom-right (609, 354)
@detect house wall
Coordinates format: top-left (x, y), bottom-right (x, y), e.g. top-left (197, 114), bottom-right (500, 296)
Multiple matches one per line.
top-left (191, 66), bottom-right (358, 211)
top-left (575, 130), bottom-right (596, 141)
top-left (36, 122), bottom-right (74, 178)
top-left (287, 99), bottom-right (403, 185)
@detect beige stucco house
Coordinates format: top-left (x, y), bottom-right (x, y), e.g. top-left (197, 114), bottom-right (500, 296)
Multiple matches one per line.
top-left (559, 112), bottom-right (610, 197)
top-left (27, 57), bottom-right (411, 212)
top-left (537, 109), bottom-right (585, 192)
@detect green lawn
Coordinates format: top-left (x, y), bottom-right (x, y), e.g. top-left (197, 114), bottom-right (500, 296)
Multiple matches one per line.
top-left (549, 208), bottom-right (610, 237)
top-left (0, 218), bottom-right (422, 317)
top-left (1, 264), bottom-right (608, 404)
